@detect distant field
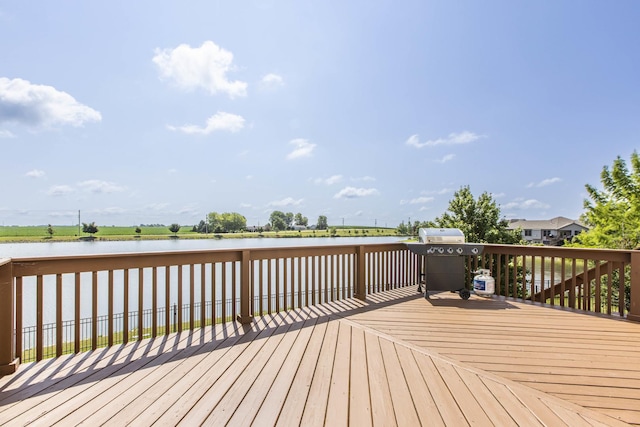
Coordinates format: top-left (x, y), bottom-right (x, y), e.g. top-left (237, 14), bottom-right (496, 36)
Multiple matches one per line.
top-left (0, 225), bottom-right (193, 242)
top-left (0, 225), bottom-right (399, 242)
top-left (0, 225), bottom-right (182, 238)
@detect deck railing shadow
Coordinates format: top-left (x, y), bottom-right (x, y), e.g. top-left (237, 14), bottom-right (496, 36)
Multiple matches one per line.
top-left (0, 288), bottom-right (426, 405)
top-left (425, 293), bottom-right (521, 310)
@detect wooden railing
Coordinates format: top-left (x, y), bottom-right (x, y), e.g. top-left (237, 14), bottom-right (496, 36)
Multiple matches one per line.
top-left (2, 242), bottom-right (640, 376)
top-left (0, 243), bottom-right (417, 374)
top-left (470, 244), bottom-right (640, 319)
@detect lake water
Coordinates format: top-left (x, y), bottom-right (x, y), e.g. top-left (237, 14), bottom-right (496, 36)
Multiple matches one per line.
top-left (0, 236), bottom-right (403, 258)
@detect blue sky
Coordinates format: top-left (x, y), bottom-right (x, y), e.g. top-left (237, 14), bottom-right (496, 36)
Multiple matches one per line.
top-left (1, 1), bottom-right (639, 228)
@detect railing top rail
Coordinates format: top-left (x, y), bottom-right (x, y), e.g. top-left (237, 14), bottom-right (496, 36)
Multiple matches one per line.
top-left (482, 243), bottom-right (634, 262)
top-left (0, 258), bottom-right (10, 267)
top-left (8, 242), bottom-right (410, 277)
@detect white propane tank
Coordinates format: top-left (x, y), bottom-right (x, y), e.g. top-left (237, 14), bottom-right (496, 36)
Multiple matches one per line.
top-left (473, 269), bottom-right (495, 296)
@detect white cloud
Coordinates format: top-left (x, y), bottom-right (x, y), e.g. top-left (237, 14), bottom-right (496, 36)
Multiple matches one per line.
top-left (77, 180), bottom-right (126, 194)
top-left (406, 131), bottom-right (483, 148)
top-left (0, 77), bottom-right (101, 129)
top-left (400, 196), bottom-right (434, 205)
top-left (0, 129), bottom-right (15, 138)
top-left (48, 210), bottom-right (77, 217)
top-left (287, 138), bottom-right (316, 160)
top-left (168, 111), bottom-right (245, 135)
top-left (436, 154), bottom-right (455, 163)
top-left (47, 185), bottom-right (74, 196)
top-left (334, 187), bottom-right (380, 199)
top-left (152, 41), bottom-right (247, 98)
top-left (502, 198), bottom-right (550, 210)
top-left (145, 203), bottom-right (170, 211)
top-left (314, 175), bottom-right (343, 185)
top-left (177, 205), bottom-right (200, 216)
top-left (239, 203), bottom-right (252, 208)
top-left (92, 207), bottom-right (126, 215)
top-left (246, 175), bottom-right (253, 180)
top-left (261, 73), bottom-right (283, 86)
top-left (268, 197), bottom-right (304, 207)
top-left (25, 169), bottom-right (45, 178)
top-left (527, 177), bottom-right (562, 188)
top-left (352, 176), bottom-right (376, 182)
top-left (422, 187), bottom-right (453, 196)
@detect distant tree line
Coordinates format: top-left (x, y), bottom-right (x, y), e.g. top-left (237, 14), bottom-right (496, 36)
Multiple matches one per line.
top-left (78, 212), bottom-right (332, 236)
top-left (187, 211), bottom-right (329, 233)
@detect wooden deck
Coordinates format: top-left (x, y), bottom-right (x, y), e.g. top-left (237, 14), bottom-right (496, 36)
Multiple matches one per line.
top-left (1, 287), bottom-right (638, 426)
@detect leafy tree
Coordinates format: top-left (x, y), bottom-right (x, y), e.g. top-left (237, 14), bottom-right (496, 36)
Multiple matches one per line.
top-left (207, 212), bottom-right (223, 233)
top-left (82, 222), bottom-right (99, 236)
top-left (270, 211), bottom-right (287, 231)
top-left (568, 152), bottom-right (640, 311)
top-left (46, 224), bottom-right (54, 238)
top-left (294, 213), bottom-right (308, 227)
top-left (206, 212), bottom-right (247, 233)
top-left (168, 223), bottom-right (181, 235)
top-left (220, 212), bottom-right (247, 232)
top-left (396, 221), bottom-right (409, 235)
top-left (574, 151), bottom-right (640, 249)
top-left (316, 215), bottom-right (328, 230)
top-left (135, 226), bottom-right (142, 235)
top-left (427, 186), bottom-right (520, 244)
top-left (285, 212), bottom-right (294, 229)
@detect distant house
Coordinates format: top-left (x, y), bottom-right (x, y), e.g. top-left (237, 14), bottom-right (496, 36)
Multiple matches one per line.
top-left (508, 216), bottom-right (588, 245)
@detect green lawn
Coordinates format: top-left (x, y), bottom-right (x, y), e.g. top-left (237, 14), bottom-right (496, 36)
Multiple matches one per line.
top-left (0, 225), bottom-right (399, 243)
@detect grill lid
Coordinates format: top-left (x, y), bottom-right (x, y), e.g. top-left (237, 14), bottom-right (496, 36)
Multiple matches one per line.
top-left (418, 228), bottom-right (465, 244)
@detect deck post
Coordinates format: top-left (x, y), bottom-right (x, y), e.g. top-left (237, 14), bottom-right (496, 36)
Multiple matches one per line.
top-left (237, 250), bottom-right (253, 324)
top-left (627, 250), bottom-right (640, 322)
top-left (0, 259), bottom-right (19, 376)
top-left (354, 246), bottom-right (366, 300)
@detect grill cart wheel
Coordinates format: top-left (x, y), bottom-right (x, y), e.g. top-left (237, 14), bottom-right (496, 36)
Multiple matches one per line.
top-left (460, 289), bottom-right (471, 300)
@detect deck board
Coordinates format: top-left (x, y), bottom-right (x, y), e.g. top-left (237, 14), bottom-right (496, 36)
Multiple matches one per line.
top-left (379, 337), bottom-right (423, 426)
top-left (394, 343), bottom-right (445, 427)
top-left (270, 316), bottom-right (323, 427)
top-left (0, 287), bottom-right (637, 426)
top-left (344, 289), bottom-right (640, 425)
top-left (363, 333), bottom-right (398, 427)
top-left (323, 320), bottom-right (351, 427)
top-left (298, 318), bottom-right (339, 427)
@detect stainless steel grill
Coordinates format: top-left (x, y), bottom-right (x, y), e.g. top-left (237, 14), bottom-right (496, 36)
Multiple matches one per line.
top-left (405, 228), bottom-right (484, 299)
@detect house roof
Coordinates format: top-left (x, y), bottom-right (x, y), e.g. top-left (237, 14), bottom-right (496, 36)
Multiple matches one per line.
top-left (507, 216), bottom-right (588, 231)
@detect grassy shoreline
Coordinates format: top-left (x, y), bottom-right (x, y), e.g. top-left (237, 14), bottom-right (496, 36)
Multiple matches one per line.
top-left (0, 225), bottom-right (399, 244)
